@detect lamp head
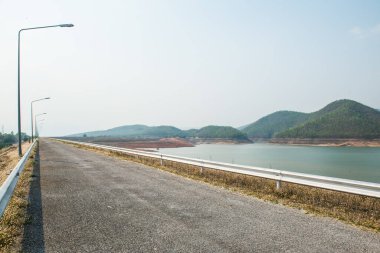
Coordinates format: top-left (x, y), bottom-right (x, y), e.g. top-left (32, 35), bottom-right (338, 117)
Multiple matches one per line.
top-left (59, 24), bottom-right (74, 27)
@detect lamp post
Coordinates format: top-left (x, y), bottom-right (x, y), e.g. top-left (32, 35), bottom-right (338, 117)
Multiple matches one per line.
top-left (18, 23), bottom-right (74, 156)
top-left (31, 97), bottom-right (50, 142)
top-left (34, 113), bottom-right (47, 139)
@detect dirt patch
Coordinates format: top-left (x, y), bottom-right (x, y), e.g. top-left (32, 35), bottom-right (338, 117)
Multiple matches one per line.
top-left (91, 138), bottom-right (193, 149)
top-left (0, 143), bottom-right (32, 185)
top-left (0, 147), bottom-right (16, 158)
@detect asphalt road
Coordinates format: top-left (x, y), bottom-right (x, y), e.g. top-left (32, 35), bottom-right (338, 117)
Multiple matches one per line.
top-left (22, 139), bottom-right (380, 252)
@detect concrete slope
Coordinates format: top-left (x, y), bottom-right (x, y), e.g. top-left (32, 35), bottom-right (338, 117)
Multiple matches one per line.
top-left (22, 139), bottom-right (380, 252)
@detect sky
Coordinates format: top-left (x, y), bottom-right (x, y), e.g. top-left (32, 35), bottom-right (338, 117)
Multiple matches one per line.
top-left (0, 0), bottom-right (379, 136)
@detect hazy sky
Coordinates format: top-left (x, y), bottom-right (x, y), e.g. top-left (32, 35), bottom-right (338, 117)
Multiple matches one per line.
top-left (1, 0), bottom-right (379, 136)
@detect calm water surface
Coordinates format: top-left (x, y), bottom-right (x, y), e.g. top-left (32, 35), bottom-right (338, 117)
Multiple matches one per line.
top-left (160, 144), bottom-right (380, 183)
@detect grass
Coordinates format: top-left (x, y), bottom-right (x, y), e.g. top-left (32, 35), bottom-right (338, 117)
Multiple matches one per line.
top-left (0, 142), bottom-right (37, 253)
top-left (60, 140), bottom-right (380, 232)
top-left (0, 143), bottom-right (31, 186)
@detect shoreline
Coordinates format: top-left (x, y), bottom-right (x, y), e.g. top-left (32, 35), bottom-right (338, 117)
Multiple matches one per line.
top-left (189, 138), bottom-right (252, 145)
top-left (61, 137), bottom-right (252, 149)
top-left (267, 138), bottom-right (380, 147)
top-left (60, 137), bottom-right (380, 148)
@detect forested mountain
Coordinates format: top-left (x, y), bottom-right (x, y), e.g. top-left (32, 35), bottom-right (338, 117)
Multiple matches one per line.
top-left (242, 99), bottom-right (380, 139)
top-left (276, 100), bottom-right (380, 138)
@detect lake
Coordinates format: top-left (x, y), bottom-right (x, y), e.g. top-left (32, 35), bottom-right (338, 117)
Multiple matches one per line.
top-left (159, 144), bottom-right (380, 183)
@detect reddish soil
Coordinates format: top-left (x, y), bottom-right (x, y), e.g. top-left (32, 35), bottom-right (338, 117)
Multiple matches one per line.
top-left (94, 138), bottom-right (194, 149)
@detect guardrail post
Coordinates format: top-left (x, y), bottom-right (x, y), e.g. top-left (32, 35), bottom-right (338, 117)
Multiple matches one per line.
top-left (276, 180), bottom-right (281, 190)
top-left (276, 171), bottom-right (282, 190)
top-left (160, 154), bottom-right (163, 166)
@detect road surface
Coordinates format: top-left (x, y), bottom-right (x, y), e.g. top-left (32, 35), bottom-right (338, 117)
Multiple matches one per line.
top-left (22, 139), bottom-right (380, 252)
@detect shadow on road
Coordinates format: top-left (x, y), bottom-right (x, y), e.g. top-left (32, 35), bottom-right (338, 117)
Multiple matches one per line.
top-left (21, 146), bottom-right (45, 252)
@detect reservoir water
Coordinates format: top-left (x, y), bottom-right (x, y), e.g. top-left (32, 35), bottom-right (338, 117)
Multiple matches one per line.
top-left (159, 144), bottom-right (380, 183)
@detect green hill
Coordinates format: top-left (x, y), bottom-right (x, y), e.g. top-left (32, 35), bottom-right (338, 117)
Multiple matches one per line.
top-left (276, 100), bottom-right (380, 139)
top-left (189, 126), bottom-right (249, 140)
top-left (242, 99), bottom-right (380, 139)
top-left (241, 111), bottom-right (309, 138)
top-left (70, 125), bottom-right (187, 138)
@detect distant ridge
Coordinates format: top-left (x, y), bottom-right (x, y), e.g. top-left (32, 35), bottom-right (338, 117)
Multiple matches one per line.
top-left (68, 125), bottom-right (249, 141)
top-left (69, 125), bottom-right (186, 138)
top-left (241, 99), bottom-right (380, 139)
top-left (68, 99), bottom-right (379, 141)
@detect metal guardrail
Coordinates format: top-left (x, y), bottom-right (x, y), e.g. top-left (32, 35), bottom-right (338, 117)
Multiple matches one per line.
top-left (0, 140), bottom-right (37, 217)
top-left (58, 139), bottom-right (380, 198)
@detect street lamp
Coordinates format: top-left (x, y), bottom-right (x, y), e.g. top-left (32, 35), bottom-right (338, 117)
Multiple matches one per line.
top-left (31, 97), bottom-right (50, 142)
top-left (34, 113), bottom-right (47, 139)
top-left (18, 23), bottom-right (74, 156)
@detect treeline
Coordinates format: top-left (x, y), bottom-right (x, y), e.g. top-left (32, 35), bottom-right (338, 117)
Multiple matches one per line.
top-left (0, 133), bottom-right (17, 149)
top-left (0, 132), bottom-right (30, 149)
